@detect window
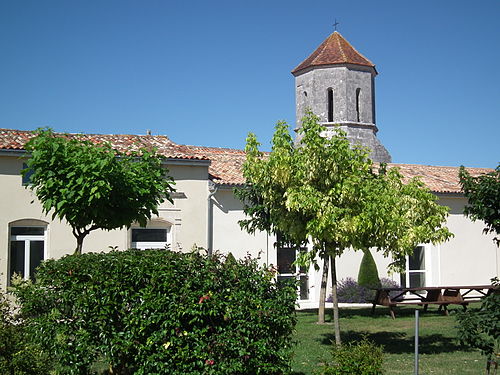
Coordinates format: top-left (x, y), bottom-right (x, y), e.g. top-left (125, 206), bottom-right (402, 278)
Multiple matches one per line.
top-left (22, 163), bottom-right (34, 185)
top-left (276, 235), bottom-right (309, 300)
top-left (9, 226), bottom-right (46, 280)
top-left (400, 245), bottom-right (427, 288)
top-left (327, 88), bottom-right (334, 122)
top-left (355, 88), bottom-right (361, 122)
top-left (131, 227), bottom-right (171, 250)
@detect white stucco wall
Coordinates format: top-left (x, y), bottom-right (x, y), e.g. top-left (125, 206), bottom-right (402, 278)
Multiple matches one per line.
top-left (0, 155), bottom-right (212, 288)
top-left (212, 188), bottom-right (271, 264)
top-left (366, 195), bottom-right (499, 289)
top-left (2, 153), bottom-right (498, 299)
top-left (290, 194), bottom-right (500, 305)
top-left (166, 163), bottom-right (209, 252)
top-left (436, 195), bottom-right (498, 285)
top-left (210, 187), bottom-right (395, 304)
top-left (210, 188), bottom-right (500, 304)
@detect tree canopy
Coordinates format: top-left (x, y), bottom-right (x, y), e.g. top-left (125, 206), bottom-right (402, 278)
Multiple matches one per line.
top-left (23, 128), bottom-right (175, 254)
top-left (238, 112), bottom-right (452, 344)
top-left (459, 164), bottom-right (500, 246)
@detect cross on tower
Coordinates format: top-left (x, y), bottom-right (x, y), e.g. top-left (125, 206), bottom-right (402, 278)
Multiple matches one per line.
top-left (333, 19), bottom-right (340, 31)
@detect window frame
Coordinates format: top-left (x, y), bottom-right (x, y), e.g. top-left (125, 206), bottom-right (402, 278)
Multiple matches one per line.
top-left (9, 225), bottom-right (47, 281)
top-left (400, 244), bottom-right (433, 288)
top-left (276, 235), bottom-right (310, 301)
top-left (21, 162), bottom-right (34, 186)
top-left (130, 226), bottom-right (171, 250)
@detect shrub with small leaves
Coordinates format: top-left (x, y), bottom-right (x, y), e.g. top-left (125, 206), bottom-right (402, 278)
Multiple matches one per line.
top-left (13, 249), bottom-right (297, 375)
top-left (357, 250), bottom-right (381, 289)
top-left (456, 277), bottom-right (499, 368)
top-left (329, 278), bottom-right (402, 304)
top-left (0, 286), bottom-right (53, 375)
top-left (379, 278), bottom-right (399, 289)
top-left (357, 250), bottom-right (382, 302)
top-left (320, 338), bottom-right (384, 375)
top-left (334, 277), bottom-right (374, 303)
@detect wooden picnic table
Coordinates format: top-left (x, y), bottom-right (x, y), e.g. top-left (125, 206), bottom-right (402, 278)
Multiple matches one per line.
top-left (371, 285), bottom-right (497, 319)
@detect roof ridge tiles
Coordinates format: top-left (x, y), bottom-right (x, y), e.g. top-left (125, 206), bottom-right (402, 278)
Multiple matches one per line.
top-left (186, 144), bottom-right (247, 154)
top-left (335, 32), bottom-right (347, 61)
top-left (0, 128), bottom-right (171, 139)
top-left (0, 128), bottom-right (213, 161)
top-left (389, 162), bottom-right (493, 172)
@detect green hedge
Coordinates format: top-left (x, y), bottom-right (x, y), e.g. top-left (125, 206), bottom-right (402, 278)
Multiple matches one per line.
top-left (0, 287), bottom-right (52, 374)
top-left (357, 249), bottom-right (381, 289)
top-left (456, 277), bottom-right (500, 364)
top-left (13, 250), bottom-right (297, 375)
top-left (320, 338), bottom-right (384, 375)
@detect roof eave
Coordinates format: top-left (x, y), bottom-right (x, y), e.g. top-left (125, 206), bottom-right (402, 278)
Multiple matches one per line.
top-left (434, 191), bottom-right (465, 197)
top-left (164, 158), bottom-right (211, 166)
top-left (214, 182), bottom-right (245, 190)
top-left (0, 149), bottom-right (28, 157)
top-left (292, 62), bottom-right (377, 77)
top-left (0, 149), bottom-right (211, 166)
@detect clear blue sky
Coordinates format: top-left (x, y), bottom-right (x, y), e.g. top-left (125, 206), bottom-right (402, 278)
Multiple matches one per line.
top-left (1, 0), bottom-right (498, 168)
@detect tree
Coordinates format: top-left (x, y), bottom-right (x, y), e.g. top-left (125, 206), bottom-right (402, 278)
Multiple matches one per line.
top-left (456, 277), bottom-right (500, 373)
top-left (239, 112), bottom-right (452, 344)
top-left (23, 128), bottom-right (175, 254)
top-left (459, 164), bottom-right (500, 246)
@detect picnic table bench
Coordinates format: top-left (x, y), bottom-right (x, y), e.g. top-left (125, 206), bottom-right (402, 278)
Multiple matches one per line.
top-left (371, 285), bottom-right (497, 319)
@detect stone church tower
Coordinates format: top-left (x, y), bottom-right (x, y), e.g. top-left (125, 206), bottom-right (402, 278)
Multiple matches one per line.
top-left (292, 31), bottom-right (391, 163)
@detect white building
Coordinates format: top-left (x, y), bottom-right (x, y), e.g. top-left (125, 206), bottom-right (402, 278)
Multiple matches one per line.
top-left (0, 32), bottom-right (498, 304)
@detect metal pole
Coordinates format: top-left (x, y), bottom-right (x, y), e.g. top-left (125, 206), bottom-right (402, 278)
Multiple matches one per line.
top-left (415, 309), bottom-right (419, 375)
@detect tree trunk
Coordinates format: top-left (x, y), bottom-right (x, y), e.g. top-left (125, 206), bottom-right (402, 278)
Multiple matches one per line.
top-left (330, 255), bottom-right (341, 345)
top-left (317, 254), bottom-right (330, 324)
top-left (72, 226), bottom-right (96, 255)
top-left (74, 235), bottom-right (85, 255)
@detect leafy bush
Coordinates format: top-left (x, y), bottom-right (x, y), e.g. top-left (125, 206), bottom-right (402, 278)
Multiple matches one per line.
top-left (13, 249), bottom-right (297, 375)
top-left (357, 249), bottom-right (381, 289)
top-left (329, 278), bottom-right (402, 304)
top-left (0, 285), bottom-right (52, 375)
top-left (334, 277), bottom-right (374, 303)
top-left (379, 277), bottom-right (399, 288)
top-left (320, 338), bottom-right (384, 375)
top-left (0, 288), bottom-right (20, 373)
top-left (456, 277), bottom-right (499, 368)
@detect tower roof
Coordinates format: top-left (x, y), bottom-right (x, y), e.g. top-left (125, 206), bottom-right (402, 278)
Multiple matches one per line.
top-left (292, 31), bottom-right (376, 75)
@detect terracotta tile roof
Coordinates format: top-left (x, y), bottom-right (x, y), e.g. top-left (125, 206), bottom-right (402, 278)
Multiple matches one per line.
top-left (0, 128), bottom-right (207, 161)
top-left (185, 145), bottom-right (250, 185)
top-left (0, 128), bottom-right (492, 193)
top-left (193, 147), bottom-right (492, 193)
top-left (387, 163), bottom-right (493, 194)
top-left (184, 144), bottom-right (493, 193)
top-left (292, 31), bottom-right (375, 75)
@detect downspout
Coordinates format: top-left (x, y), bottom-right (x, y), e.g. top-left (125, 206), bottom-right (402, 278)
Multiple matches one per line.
top-left (266, 231), bottom-right (269, 266)
top-left (207, 180), bottom-right (218, 256)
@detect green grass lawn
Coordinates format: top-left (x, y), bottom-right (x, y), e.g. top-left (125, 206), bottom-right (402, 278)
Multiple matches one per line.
top-left (292, 306), bottom-right (485, 375)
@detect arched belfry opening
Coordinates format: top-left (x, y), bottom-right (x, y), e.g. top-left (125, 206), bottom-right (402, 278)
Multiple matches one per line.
top-left (327, 88), bottom-right (334, 122)
top-left (355, 88), bottom-right (361, 122)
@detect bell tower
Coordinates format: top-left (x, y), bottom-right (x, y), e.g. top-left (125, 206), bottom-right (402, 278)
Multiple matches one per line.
top-left (292, 31), bottom-right (391, 163)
